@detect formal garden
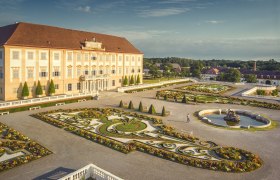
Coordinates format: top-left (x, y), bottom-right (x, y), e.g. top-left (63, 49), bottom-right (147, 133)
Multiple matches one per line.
top-left (32, 108), bottom-right (262, 172)
top-left (156, 90), bottom-right (280, 110)
top-left (0, 122), bottom-right (52, 172)
top-left (177, 84), bottom-right (233, 94)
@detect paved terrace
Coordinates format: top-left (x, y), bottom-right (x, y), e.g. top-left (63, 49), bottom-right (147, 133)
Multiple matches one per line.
top-left (0, 82), bottom-right (279, 180)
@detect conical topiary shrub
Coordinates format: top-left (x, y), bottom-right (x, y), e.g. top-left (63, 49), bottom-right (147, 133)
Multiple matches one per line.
top-left (21, 82), bottom-right (29, 99)
top-left (48, 79), bottom-right (55, 96)
top-left (136, 74), bottom-right (141, 85)
top-left (119, 100), bottom-right (124, 108)
top-left (164, 95), bottom-right (168, 100)
top-left (36, 80), bottom-right (43, 97)
top-left (128, 101), bottom-right (134, 109)
top-left (182, 95), bottom-right (187, 103)
top-left (161, 106), bottom-right (166, 116)
top-left (148, 104), bottom-right (156, 115)
top-left (193, 96), bottom-right (197, 102)
top-left (130, 76), bottom-right (135, 85)
top-left (123, 76), bottom-right (128, 86)
top-left (139, 101), bottom-right (143, 112)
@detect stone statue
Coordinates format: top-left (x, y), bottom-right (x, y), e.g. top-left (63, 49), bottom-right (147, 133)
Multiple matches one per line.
top-left (224, 109), bottom-right (240, 122)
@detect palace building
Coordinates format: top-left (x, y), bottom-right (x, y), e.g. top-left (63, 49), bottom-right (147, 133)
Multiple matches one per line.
top-left (0, 22), bottom-right (143, 101)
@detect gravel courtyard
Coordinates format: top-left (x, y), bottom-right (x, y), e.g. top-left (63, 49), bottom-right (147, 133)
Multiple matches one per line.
top-left (0, 83), bottom-right (279, 180)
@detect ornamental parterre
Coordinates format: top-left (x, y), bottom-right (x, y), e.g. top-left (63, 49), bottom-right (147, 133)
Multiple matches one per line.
top-left (0, 122), bottom-right (52, 172)
top-left (32, 108), bottom-right (262, 172)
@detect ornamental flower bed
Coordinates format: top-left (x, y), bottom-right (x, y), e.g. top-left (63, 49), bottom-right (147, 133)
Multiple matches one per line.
top-left (177, 84), bottom-right (233, 94)
top-left (156, 90), bottom-right (280, 110)
top-left (32, 108), bottom-right (262, 172)
top-left (0, 123), bottom-right (52, 172)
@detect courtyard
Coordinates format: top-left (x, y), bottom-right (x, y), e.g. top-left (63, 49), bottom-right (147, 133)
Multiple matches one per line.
top-left (0, 82), bottom-right (279, 180)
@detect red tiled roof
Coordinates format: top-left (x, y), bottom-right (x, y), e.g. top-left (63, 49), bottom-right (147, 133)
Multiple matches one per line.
top-left (0, 22), bottom-right (142, 54)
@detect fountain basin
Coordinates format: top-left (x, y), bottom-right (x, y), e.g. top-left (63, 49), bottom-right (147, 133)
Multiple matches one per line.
top-left (198, 109), bottom-right (271, 129)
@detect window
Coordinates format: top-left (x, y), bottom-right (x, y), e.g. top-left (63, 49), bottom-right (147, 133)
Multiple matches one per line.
top-left (106, 55), bottom-right (110, 61)
top-left (77, 83), bottom-right (81, 90)
top-left (68, 84), bottom-right (72, 91)
top-left (112, 69), bottom-right (115, 74)
top-left (40, 52), bottom-right (47, 60)
top-left (126, 56), bottom-right (129, 61)
top-left (84, 70), bottom-right (89, 75)
top-left (27, 52), bottom-right (34, 60)
top-left (118, 67), bottom-right (122, 74)
top-left (112, 80), bottom-right (115, 86)
top-left (138, 68), bottom-right (141, 73)
top-left (0, 51), bottom-right (2, 59)
top-left (13, 69), bottom-right (19, 79)
top-left (27, 69), bottom-right (33, 78)
top-left (77, 68), bottom-right (81, 76)
top-left (77, 53), bottom-right (82, 61)
top-left (84, 54), bottom-right (89, 61)
top-left (54, 53), bottom-right (60, 60)
top-left (132, 56), bottom-right (135, 61)
top-left (42, 86), bottom-right (46, 91)
top-left (12, 51), bottom-right (19, 60)
top-left (67, 52), bottom-right (73, 61)
top-left (112, 55), bottom-right (115, 61)
top-left (119, 79), bottom-right (122, 83)
top-left (92, 70), bottom-right (96, 76)
top-left (55, 84), bottom-right (59, 89)
top-left (40, 72), bottom-right (47, 77)
top-left (67, 68), bottom-right (72, 77)
top-left (99, 70), bottom-right (103, 74)
top-left (126, 67), bottom-right (128, 74)
top-left (138, 57), bottom-right (141, 62)
top-left (119, 56), bottom-right (122, 61)
top-left (131, 69), bottom-right (135, 73)
top-left (53, 71), bottom-right (60, 77)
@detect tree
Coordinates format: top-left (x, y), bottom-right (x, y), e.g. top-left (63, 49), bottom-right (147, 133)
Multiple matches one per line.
top-left (36, 81), bottom-right (43, 96)
top-left (129, 75), bottom-right (135, 85)
top-left (48, 79), bottom-right (55, 95)
top-left (21, 82), bottom-right (29, 98)
top-left (256, 89), bottom-right (265, 95)
top-left (123, 76), bottom-right (128, 86)
top-left (271, 89), bottom-right (278, 96)
top-left (139, 101), bottom-right (143, 112)
top-left (244, 74), bottom-right (257, 83)
top-left (136, 74), bottom-right (141, 84)
top-left (164, 95), bottom-right (168, 100)
top-left (119, 100), bottom-right (124, 107)
top-left (148, 104), bottom-right (156, 115)
top-left (161, 106), bottom-right (166, 116)
top-left (182, 95), bottom-right (187, 103)
top-left (128, 101), bottom-right (134, 109)
top-left (217, 69), bottom-right (241, 82)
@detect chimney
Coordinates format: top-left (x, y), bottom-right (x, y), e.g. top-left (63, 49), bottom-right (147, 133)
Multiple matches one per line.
top-left (253, 61), bottom-right (257, 71)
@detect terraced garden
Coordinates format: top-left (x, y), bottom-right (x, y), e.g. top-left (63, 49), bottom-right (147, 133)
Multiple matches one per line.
top-left (32, 108), bottom-right (262, 172)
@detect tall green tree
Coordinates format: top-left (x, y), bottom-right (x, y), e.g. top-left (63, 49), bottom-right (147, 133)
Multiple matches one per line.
top-left (36, 81), bottom-right (43, 96)
top-left (128, 101), bottom-right (134, 109)
top-left (119, 100), bottom-right (124, 108)
top-left (161, 106), bottom-right (166, 116)
top-left (138, 101), bottom-right (143, 112)
top-left (21, 82), bottom-right (29, 98)
top-left (244, 74), bottom-right (257, 83)
top-left (48, 79), bottom-right (55, 95)
top-left (123, 76), bottom-right (128, 86)
top-left (148, 104), bottom-right (156, 115)
top-left (136, 74), bottom-right (141, 85)
top-left (129, 75), bottom-right (135, 85)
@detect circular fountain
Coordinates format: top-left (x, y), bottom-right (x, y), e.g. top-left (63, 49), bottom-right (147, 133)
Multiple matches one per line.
top-left (198, 109), bottom-right (271, 129)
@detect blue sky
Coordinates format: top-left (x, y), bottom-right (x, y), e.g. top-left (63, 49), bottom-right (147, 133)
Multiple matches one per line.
top-left (0, 0), bottom-right (279, 60)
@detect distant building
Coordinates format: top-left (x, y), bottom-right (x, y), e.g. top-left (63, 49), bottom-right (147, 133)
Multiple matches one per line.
top-left (201, 67), bottom-right (223, 80)
top-left (154, 63), bottom-right (182, 73)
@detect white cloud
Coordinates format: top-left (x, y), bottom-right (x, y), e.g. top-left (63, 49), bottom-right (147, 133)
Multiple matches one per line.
top-left (138, 8), bottom-right (190, 17)
top-left (77, 6), bottom-right (91, 13)
top-left (205, 20), bottom-right (224, 24)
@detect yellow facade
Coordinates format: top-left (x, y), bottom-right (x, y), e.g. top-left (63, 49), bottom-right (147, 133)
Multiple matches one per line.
top-left (0, 45), bottom-right (143, 101)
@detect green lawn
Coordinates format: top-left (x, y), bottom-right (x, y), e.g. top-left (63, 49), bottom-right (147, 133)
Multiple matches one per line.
top-left (143, 77), bottom-right (182, 84)
top-left (115, 121), bottom-right (147, 132)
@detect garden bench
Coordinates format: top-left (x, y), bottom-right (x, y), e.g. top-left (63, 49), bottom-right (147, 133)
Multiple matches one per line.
top-left (0, 111), bottom-right (9, 115)
top-left (56, 102), bottom-right (65, 106)
top-left (29, 106), bottom-right (41, 110)
top-left (78, 99), bottom-right (87, 102)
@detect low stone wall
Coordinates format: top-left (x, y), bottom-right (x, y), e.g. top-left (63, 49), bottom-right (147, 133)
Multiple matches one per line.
top-left (117, 78), bottom-right (196, 93)
top-left (198, 109), bottom-right (271, 129)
